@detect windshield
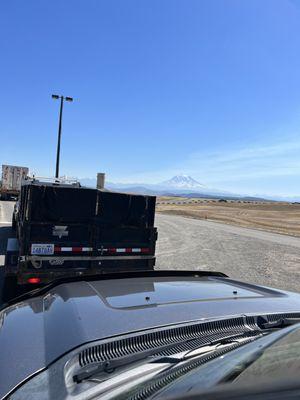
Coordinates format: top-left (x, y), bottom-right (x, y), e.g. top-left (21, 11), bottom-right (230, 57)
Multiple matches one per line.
top-left (1, 1), bottom-right (300, 399)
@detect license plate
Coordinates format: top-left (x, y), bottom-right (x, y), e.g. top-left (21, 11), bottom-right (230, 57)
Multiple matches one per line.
top-left (31, 244), bottom-right (54, 255)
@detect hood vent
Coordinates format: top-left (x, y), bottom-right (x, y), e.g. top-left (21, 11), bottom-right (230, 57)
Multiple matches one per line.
top-left (78, 315), bottom-right (259, 367)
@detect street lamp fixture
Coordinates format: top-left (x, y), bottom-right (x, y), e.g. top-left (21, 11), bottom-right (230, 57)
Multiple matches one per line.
top-left (52, 94), bottom-right (74, 179)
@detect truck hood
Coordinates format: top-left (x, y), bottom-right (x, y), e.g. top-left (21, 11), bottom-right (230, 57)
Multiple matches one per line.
top-left (1, 271), bottom-right (300, 398)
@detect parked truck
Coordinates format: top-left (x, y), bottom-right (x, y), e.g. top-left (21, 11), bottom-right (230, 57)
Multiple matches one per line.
top-left (4, 177), bottom-right (157, 296)
top-left (0, 165), bottom-right (29, 200)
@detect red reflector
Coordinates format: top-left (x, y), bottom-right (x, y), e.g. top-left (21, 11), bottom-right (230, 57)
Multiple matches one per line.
top-left (141, 248), bottom-right (150, 253)
top-left (27, 277), bottom-right (41, 284)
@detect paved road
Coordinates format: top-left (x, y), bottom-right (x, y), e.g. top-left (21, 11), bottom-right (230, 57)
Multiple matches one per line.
top-left (155, 214), bottom-right (300, 293)
top-left (0, 201), bottom-right (300, 293)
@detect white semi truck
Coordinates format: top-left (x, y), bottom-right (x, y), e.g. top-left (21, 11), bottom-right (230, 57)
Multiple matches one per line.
top-left (0, 165), bottom-right (29, 200)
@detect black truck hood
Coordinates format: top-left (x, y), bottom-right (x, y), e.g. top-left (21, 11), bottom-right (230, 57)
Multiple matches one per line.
top-left (1, 271), bottom-right (300, 398)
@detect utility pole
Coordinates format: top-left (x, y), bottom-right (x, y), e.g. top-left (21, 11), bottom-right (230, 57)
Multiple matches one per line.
top-left (52, 94), bottom-right (73, 178)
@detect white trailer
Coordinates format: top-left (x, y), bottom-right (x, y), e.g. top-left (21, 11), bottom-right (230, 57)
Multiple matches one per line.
top-left (0, 165), bottom-right (29, 200)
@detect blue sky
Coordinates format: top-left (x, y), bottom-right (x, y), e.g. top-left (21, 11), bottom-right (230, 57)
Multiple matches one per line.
top-left (1, 0), bottom-right (300, 196)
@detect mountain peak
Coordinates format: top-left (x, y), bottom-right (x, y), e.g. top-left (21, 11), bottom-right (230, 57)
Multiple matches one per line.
top-left (161, 175), bottom-right (206, 189)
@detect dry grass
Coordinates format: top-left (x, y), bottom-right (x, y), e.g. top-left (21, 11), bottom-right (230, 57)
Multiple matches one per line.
top-left (156, 197), bottom-right (300, 237)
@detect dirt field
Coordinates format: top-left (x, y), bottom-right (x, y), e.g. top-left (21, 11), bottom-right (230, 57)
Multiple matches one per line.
top-left (157, 197), bottom-right (300, 237)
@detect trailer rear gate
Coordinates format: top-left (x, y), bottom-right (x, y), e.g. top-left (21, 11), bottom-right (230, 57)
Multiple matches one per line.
top-left (15, 184), bottom-right (157, 282)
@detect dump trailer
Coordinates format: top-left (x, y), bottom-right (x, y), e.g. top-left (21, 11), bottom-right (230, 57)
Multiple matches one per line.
top-left (5, 179), bottom-right (157, 289)
top-left (0, 165), bottom-right (29, 200)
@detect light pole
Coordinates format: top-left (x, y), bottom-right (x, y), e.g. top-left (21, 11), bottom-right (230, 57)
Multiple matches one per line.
top-left (52, 94), bottom-right (73, 179)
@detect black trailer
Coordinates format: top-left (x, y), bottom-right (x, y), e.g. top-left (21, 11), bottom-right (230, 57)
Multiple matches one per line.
top-left (5, 180), bottom-right (157, 288)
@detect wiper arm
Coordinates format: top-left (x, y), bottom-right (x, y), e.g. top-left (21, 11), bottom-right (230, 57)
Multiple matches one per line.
top-left (258, 316), bottom-right (300, 330)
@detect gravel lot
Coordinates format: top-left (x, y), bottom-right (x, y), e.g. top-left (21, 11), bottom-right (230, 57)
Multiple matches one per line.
top-left (1, 201), bottom-right (300, 293)
top-left (155, 213), bottom-right (300, 293)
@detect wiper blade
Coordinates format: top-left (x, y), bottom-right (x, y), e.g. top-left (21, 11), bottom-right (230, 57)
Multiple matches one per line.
top-left (258, 316), bottom-right (300, 330)
top-left (150, 336), bottom-right (255, 366)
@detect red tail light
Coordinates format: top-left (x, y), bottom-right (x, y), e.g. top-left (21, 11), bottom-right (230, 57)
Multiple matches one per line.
top-left (27, 277), bottom-right (41, 284)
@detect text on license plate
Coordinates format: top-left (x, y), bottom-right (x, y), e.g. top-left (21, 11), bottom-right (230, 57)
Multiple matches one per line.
top-left (31, 244), bottom-right (54, 255)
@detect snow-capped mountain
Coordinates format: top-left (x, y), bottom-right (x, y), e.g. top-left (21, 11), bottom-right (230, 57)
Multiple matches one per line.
top-left (79, 175), bottom-right (267, 200)
top-left (160, 175), bottom-right (206, 190)
top-left (81, 175), bottom-right (207, 192)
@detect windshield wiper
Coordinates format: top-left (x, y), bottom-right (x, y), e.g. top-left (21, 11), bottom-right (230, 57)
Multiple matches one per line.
top-left (73, 317), bottom-right (300, 384)
top-left (73, 335), bottom-right (258, 383)
top-left (73, 339), bottom-right (187, 383)
top-left (150, 336), bottom-right (257, 366)
top-left (257, 316), bottom-right (300, 330)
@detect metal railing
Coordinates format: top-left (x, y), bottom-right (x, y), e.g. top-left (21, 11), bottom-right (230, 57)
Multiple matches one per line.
top-left (25, 175), bottom-right (81, 186)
